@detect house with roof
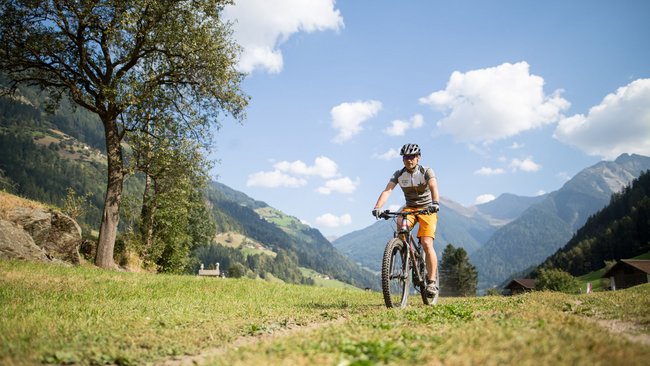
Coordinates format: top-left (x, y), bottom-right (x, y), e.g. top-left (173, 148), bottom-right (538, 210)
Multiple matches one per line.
top-left (198, 263), bottom-right (221, 277)
top-left (602, 259), bottom-right (650, 290)
top-left (503, 278), bottom-right (537, 295)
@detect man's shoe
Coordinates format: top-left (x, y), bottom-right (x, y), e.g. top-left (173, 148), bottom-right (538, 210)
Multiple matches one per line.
top-left (426, 280), bottom-right (438, 296)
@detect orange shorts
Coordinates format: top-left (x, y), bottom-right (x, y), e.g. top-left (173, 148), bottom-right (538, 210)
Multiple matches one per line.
top-left (400, 207), bottom-right (438, 239)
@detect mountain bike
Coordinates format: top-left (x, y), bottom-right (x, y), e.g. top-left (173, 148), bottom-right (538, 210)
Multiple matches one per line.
top-left (377, 209), bottom-right (439, 308)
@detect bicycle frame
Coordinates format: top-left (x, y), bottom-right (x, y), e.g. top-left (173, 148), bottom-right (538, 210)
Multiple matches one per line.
top-left (395, 212), bottom-right (426, 289)
top-left (379, 208), bottom-right (435, 308)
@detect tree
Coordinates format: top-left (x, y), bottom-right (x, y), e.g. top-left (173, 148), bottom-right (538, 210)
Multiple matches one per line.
top-left (227, 262), bottom-right (247, 278)
top-left (440, 243), bottom-right (478, 297)
top-left (129, 123), bottom-right (214, 268)
top-left (62, 187), bottom-right (92, 220)
top-left (0, 0), bottom-right (248, 268)
top-left (0, 168), bottom-right (17, 193)
top-left (536, 268), bottom-right (580, 294)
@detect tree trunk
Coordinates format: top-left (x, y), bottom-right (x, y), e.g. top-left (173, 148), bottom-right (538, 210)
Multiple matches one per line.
top-left (95, 116), bottom-right (124, 269)
top-left (141, 174), bottom-right (156, 260)
top-left (140, 118), bottom-right (155, 262)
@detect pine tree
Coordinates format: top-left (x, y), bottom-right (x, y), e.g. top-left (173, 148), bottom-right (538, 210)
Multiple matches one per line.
top-left (440, 243), bottom-right (478, 297)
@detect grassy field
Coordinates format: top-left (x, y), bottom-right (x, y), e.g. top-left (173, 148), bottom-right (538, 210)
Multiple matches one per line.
top-left (299, 267), bottom-right (361, 290)
top-left (1, 259), bottom-right (649, 365)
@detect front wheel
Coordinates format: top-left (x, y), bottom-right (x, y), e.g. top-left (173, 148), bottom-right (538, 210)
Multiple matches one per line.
top-left (381, 238), bottom-right (410, 308)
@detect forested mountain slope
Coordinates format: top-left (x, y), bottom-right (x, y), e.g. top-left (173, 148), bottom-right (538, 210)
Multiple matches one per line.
top-left (0, 81), bottom-right (378, 289)
top-left (534, 170), bottom-right (650, 276)
top-left (471, 154), bottom-right (650, 290)
top-left (206, 182), bottom-right (379, 289)
top-left (0, 81), bottom-right (142, 231)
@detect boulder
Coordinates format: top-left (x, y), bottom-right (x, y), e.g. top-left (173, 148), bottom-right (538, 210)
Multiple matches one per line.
top-left (0, 220), bottom-right (51, 262)
top-left (1, 207), bottom-right (81, 264)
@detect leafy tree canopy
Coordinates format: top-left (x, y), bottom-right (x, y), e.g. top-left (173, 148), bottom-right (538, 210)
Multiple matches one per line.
top-left (0, 0), bottom-right (249, 268)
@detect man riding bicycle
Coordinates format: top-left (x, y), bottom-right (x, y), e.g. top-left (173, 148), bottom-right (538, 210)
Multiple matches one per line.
top-left (372, 143), bottom-right (440, 296)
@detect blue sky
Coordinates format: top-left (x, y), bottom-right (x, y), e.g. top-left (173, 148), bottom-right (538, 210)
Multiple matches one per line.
top-left (212, 0), bottom-right (650, 238)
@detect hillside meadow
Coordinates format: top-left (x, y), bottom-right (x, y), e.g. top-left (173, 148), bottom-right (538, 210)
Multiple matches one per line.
top-left (1, 260), bottom-right (649, 365)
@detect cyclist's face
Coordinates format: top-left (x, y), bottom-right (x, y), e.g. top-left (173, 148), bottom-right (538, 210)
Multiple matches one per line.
top-left (402, 154), bottom-right (419, 170)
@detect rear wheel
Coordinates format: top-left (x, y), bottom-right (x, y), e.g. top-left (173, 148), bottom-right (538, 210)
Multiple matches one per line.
top-left (381, 238), bottom-right (409, 308)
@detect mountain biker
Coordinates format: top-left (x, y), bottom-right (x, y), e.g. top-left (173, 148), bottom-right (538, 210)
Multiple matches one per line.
top-left (372, 143), bottom-right (440, 296)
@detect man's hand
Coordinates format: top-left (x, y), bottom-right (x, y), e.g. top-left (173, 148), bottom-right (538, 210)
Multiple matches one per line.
top-left (372, 208), bottom-right (381, 218)
top-left (429, 201), bottom-right (440, 213)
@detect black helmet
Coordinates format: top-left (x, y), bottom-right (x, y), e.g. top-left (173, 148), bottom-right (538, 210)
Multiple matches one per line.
top-left (400, 143), bottom-right (421, 156)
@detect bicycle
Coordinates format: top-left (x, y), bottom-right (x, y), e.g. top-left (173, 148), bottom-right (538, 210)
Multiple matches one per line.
top-left (377, 209), bottom-right (439, 308)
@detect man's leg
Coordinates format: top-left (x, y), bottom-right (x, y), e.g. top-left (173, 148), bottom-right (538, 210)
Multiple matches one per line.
top-left (421, 236), bottom-right (437, 282)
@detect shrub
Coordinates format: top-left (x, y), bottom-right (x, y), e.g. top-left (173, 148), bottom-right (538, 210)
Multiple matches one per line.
top-left (536, 268), bottom-right (581, 293)
top-left (228, 262), bottom-right (247, 278)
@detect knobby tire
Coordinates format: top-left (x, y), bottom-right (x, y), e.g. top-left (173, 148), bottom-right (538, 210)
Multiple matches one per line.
top-left (381, 238), bottom-right (409, 308)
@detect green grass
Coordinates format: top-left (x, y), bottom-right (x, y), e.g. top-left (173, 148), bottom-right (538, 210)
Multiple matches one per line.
top-left (216, 289), bottom-right (650, 365)
top-left (2, 259), bottom-right (649, 365)
top-left (578, 268), bottom-right (607, 291)
top-left (299, 267), bottom-right (360, 290)
top-left (633, 252), bottom-right (650, 260)
top-left (0, 260), bottom-right (377, 365)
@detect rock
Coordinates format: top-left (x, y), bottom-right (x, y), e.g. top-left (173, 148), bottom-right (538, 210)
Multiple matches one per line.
top-left (0, 220), bottom-right (51, 262)
top-left (46, 211), bottom-right (82, 264)
top-left (1, 207), bottom-right (81, 264)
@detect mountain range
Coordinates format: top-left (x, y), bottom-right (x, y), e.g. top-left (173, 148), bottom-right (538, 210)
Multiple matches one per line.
top-left (206, 181), bottom-right (380, 289)
top-left (2, 81), bottom-right (649, 293)
top-left (472, 153), bottom-right (650, 289)
top-left (333, 154), bottom-right (650, 291)
top-left (0, 82), bottom-right (379, 289)
top-left (332, 189), bottom-right (546, 274)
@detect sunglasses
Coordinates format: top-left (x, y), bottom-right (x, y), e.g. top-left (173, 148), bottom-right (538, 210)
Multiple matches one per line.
top-left (402, 155), bottom-right (419, 160)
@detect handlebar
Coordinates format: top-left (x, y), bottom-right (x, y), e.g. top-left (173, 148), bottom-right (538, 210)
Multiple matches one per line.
top-left (377, 208), bottom-right (432, 220)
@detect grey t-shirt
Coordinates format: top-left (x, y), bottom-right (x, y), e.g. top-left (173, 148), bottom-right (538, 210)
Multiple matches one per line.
top-left (389, 165), bottom-right (435, 208)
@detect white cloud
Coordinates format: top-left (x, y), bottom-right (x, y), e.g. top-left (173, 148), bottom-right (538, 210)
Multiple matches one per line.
top-left (510, 142), bottom-right (524, 149)
top-left (383, 114), bottom-right (424, 136)
top-left (509, 157), bottom-right (541, 172)
top-left (246, 170), bottom-right (307, 188)
top-left (331, 100), bottom-right (382, 143)
top-left (224, 0), bottom-right (344, 74)
top-left (411, 114), bottom-right (424, 128)
top-left (384, 120), bottom-right (410, 136)
top-left (315, 213), bottom-right (352, 228)
top-left (419, 62), bottom-right (570, 142)
top-left (316, 177), bottom-right (360, 195)
top-left (535, 190), bottom-right (546, 196)
top-left (475, 194), bottom-right (496, 205)
top-left (274, 156), bottom-right (338, 178)
top-left (474, 167), bottom-right (505, 176)
top-left (248, 156), bottom-right (341, 189)
top-left (554, 78), bottom-right (650, 159)
top-left (373, 148), bottom-right (400, 160)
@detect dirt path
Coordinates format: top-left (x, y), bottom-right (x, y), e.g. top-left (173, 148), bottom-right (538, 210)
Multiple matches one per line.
top-left (156, 317), bottom-right (348, 366)
top-left (588, 318), bottom-right (650, 347)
